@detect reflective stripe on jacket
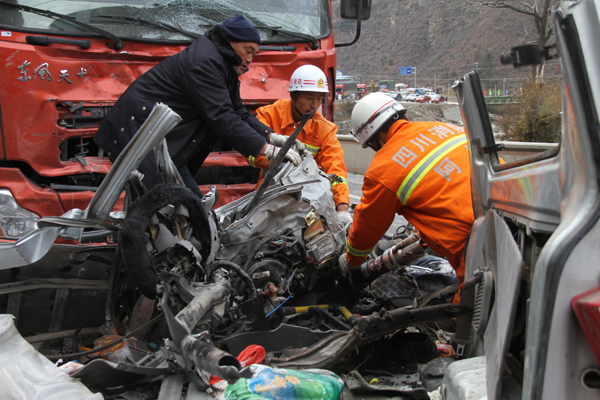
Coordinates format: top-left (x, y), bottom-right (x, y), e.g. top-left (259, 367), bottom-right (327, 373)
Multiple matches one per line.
top-left (346, 119), bottom-right (474, 281)
top-left (251, 99), bottom-right (350, 207)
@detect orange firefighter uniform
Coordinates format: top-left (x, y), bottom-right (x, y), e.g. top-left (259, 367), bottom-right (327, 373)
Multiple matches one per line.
top-left (346, 119), bottom-right (474, 281)
top-left (249, 99), bottom-right (350, 207)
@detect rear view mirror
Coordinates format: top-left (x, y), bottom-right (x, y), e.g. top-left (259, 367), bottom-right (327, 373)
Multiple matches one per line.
top-left (336, 0), bottom-right (371, 47)
top-left (340, 0), bottom-right (371, 20)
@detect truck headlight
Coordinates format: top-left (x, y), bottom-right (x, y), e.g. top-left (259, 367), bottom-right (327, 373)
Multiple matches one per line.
top-left (0, 189), bottom-right (40, 238)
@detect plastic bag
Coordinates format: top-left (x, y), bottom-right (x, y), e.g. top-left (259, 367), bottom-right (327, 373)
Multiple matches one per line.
top-left (224, 364), bottom-right (343, 400)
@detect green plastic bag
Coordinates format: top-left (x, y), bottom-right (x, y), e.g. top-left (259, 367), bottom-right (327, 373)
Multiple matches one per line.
top-left (224, 364), bottom-right (343, 400)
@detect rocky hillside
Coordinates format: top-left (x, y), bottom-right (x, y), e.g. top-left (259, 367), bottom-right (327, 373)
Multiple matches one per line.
top-left (331, 0), bottom-right (559, 92)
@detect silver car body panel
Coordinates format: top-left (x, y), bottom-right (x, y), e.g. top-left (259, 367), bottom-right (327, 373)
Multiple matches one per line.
top-left (525, 1), bottom-right (600, 398)
top-left (444, 0), bottom-right (600, 399)
top-left (215, 155), bottom-right (345, 268)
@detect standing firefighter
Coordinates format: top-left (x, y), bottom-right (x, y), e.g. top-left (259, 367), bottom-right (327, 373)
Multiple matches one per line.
top-left (94, 14), bottom-right (301, 198)
top-left (249, 65), bottom-right (352, 225)
top-left (344, 92), bottom-right (474, 281)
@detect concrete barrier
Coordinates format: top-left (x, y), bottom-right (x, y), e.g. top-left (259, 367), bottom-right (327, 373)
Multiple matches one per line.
top-left (338, 135), bottom-right (373, 174)
top-left (338, 135), bottom-right (558, 174)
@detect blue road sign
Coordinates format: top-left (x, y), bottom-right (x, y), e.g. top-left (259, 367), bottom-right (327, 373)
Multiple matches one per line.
top-left (398, 66), bottom-right (413, 75)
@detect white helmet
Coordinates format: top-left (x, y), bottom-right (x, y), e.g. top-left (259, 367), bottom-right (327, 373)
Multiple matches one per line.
top-left (288, 65), bottom-right (329, 93)
top-left (351, 92), bottom-right (406, 148)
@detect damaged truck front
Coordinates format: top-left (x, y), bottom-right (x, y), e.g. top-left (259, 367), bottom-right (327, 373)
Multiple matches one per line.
top-left (0, 0), bottom-right (369, 240)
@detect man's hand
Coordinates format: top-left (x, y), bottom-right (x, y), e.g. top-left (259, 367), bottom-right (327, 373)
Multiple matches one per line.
top-left (269, 133), bottom-right (306, 154)
top-left (263, 144), bottom-right (302, 165)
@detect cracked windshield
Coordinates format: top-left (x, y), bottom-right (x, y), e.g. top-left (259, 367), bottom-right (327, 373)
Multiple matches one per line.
top-left (0, 0), bottom-right (330, 41)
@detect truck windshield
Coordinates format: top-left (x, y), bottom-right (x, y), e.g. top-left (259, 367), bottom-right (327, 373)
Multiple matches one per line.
top-left (0, 0), bottom-right (331, 43)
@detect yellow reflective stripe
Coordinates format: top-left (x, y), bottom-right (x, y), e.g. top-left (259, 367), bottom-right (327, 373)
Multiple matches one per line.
top-left (304, 143), bottom-right (320, 155)
top-left (397, 134), bottom-right (467, 205)
top-left (331, 177), bottom-right (348, 187)
top-left (248, 156), bottom-right (257, 168)
top-left (346, 237), bottom-right (373, 257)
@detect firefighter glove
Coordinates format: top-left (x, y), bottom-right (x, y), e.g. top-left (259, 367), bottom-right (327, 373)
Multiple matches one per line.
top-left (269, 133), bottom-right (306, 154)
top-left (337, 210), bottom-right (353, 229)
top-left (338, 253), bottom-right (353, 277)
top-left (264, 144), bottom-right (302, 166)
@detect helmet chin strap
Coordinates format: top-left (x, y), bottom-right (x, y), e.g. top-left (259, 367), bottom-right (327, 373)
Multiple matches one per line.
top-left (366, 112), bottom-right (405, 151)
top-left (290, 94), bottom-right (315, 122)
top-left (291, 99), bottom-right (304, 120)
top-left (367, 134), bottom-right (383, 151)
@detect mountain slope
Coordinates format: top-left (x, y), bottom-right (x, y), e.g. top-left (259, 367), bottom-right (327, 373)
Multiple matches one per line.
top-left (332, 0), bottom-right (546, 91)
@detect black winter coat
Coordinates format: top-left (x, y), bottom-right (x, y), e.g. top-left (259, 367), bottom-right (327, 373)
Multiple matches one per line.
top-left (94, 26), bottom-right (272, 187)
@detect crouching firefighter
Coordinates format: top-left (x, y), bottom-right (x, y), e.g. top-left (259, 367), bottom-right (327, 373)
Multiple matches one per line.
top-left (342, 92), bottom-right (474, 282)
top-left (247, 65), bottom-right (352, 226)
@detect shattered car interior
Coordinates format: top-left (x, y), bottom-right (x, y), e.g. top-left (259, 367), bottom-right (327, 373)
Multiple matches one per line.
top-left (3, 0), bottom-right (600, 398)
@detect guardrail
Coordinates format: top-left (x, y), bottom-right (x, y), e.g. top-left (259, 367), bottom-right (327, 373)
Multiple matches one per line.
top-left (339, 135), bottom-right (558, 174)
top-left (485, 96), bottom-right (517, 105)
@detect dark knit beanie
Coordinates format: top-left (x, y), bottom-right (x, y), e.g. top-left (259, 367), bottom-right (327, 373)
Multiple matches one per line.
top-left (220, 14), bottom-right (261, 44)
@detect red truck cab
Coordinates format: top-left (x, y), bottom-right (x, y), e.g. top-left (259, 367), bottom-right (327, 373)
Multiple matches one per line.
top-left (336, 83), bottom-right (346, 98)
top-left (0, 0), bottom-right (369, 241)
top-left (357, 83), bottom-right (367, 98)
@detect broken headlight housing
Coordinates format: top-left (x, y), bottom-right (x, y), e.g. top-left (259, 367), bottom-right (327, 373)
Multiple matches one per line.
top-left (0, 189), bottom-right (39, 238)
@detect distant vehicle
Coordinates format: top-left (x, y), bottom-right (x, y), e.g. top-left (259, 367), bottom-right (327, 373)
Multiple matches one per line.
top-left (405, 93), bottom-right (417, 102)
top-left (378, 79), bottom-right (396, 91)
top-left (357, 83), bottom-right (368, 99)
top-left (429, 93), bottom-right (446, 103)
top-left (415, 93), bottom-right (431, 103)
top-left (336, 82), bottom-right (359, 99)
top-left (384, 91), bottom-right (402, 101)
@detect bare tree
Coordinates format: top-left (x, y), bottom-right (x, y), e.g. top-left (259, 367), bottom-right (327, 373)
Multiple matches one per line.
top-left (469, 0), bottom-right (560, 79)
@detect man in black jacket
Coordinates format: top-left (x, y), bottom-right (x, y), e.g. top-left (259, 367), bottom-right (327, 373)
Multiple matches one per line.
top-left (94, 14), bottom-right (301, 197)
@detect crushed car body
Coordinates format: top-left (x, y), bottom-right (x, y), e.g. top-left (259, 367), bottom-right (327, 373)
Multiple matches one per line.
top-left (0, 100), bottom-right (465, 399)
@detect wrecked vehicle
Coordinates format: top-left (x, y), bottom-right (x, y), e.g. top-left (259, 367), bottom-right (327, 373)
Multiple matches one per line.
top-left (0, 103), bottom-right (464, 399)
top-left (4, 0), bottom-right (600, 399)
